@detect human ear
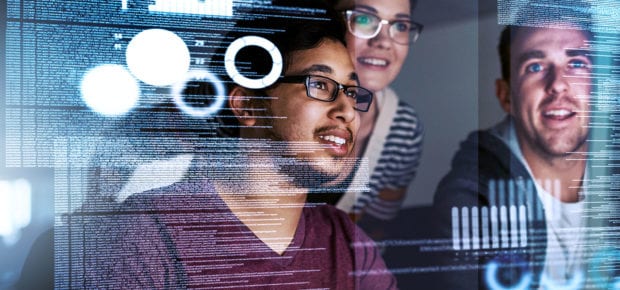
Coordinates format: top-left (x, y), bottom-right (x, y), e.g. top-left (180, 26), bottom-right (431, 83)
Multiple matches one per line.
top-left (495, 78), bottom-right (511, 114)
top-left (229, 86), bottom-right (257, 127)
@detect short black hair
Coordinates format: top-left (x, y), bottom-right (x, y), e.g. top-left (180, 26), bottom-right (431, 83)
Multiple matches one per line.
top-left (213, 0), bottom-right (347, 137)
top-left (497, 1), bottom-right (593, 81)
top-left (228, 2), bottom-right (346, 82)
top-left (498, 26), bottom-right (511, 81)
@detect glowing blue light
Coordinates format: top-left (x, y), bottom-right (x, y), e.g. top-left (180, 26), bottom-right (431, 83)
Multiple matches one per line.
top-left (126, 29), bottom-right (190, 87)
top-left (172, 69), bottom-right (226, 118)
top-left (484, 260), bottom-right (532, 290)
top-left (589, 248), bottom-right (620, 289)
top-left (0, 179), bottom-right (32, 246)
top-left (80, 64), bottom-right (140, 116)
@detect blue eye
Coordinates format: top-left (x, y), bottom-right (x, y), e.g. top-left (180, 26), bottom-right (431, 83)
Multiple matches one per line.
top-left (569, 59), bottom-right (589, 69)
top-left (392, 21), bottom-right (410, 32)
top-left (525, 63), bottom-right (543, 73)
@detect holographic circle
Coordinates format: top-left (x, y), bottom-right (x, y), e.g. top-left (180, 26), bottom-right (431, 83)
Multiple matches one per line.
top-left (484, 258), bottom-right (532, 290)
top-left (126, 29), bottom-right (190, 87)
top-left (172, 69), bottom-right (226, 118)
top-left (224, 36), bottom-right (283, 89)
top-left (80, 64), bottom-right (140, 116)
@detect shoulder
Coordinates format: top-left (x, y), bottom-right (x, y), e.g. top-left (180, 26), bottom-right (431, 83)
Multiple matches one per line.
top-left (433, 129), bottom-right (525, 207)
top-left (381, 102), bottom-right (423, 153)
top-left (392, 101), bottom-right (422, 132)
top-left (381, 87), bottom-right (422, 132)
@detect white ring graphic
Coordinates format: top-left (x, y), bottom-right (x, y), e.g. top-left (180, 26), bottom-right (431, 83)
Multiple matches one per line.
top-left (224, 36), bottom-right (283, 89)
top-left (172, 69), bottom-right (226, 118)
top-left (485, 261), bottom-right (532, 290)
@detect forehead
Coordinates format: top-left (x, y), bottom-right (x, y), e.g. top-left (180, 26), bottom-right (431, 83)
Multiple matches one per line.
top-left (511, 27), bottom-right (590, 56)
top-left (345, 0), bottom-right (411, 17)
top-left (285, 39), bottom-right (355, 76)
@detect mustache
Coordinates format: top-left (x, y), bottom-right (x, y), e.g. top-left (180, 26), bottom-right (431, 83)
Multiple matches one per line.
top-left (538, 93), bottom-right (582, 110)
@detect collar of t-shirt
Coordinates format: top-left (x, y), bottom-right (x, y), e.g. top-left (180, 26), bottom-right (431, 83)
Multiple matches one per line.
top-left (490, 117), bottom-right (587, 283)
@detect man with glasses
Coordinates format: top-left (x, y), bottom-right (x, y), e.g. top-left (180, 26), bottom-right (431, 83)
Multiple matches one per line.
top-left (78, 2), bottom-right (396, 289)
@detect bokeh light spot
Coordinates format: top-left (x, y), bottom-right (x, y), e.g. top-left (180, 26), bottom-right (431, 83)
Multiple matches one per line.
top-left (126, 29), bottom-right (190, 86)
top-left (80, 64), bottom-right (140, 116)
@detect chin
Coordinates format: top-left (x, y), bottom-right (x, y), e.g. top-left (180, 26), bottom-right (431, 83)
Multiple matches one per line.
top-left (283, 156), bottom-right (355, 190)
top-left (541, 137), bottom-right (586, 157)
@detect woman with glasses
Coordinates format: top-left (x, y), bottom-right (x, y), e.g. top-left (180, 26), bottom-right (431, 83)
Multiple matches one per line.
top-left (327, 0), bottom-right (424, 222)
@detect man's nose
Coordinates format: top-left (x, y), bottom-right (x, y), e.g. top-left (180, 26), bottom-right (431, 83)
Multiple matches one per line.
top-left (330, 90), bottom-right (357, 124)
top-left (546, 65), bottom-right (569, 95)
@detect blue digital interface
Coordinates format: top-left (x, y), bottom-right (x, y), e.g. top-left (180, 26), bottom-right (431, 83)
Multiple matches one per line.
top-left (2, 0), bottom-right (619, 289)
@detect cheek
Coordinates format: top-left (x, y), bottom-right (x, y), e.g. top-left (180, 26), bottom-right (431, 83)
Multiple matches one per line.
top-left (392, 46), bottom-right (409, 70)
top-left (577, 84), bottom-right (591, 107)
top-left (272, 100), bottom-right (319, 135)
top-left (346, 34), bottom-right (364, 59)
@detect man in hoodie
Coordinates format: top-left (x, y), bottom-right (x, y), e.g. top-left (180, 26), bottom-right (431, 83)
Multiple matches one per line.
top-left (432, 21), bottom-right (594, 289)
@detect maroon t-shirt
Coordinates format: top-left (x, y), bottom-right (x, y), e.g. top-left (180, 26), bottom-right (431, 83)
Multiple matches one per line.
top-left (83, 181), bottom-right (397, 289)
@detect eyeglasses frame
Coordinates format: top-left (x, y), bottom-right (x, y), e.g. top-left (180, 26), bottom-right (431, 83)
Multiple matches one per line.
top-left (277, 75), bottom-right (374, 112)
top-left (344, 9), bottom-right (424, 44)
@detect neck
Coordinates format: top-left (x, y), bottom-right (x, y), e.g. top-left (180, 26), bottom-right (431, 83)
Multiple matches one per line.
top-left (212, 151), bottom-right (307, 255)
top-left (519, 141), bottom-right (586, 203)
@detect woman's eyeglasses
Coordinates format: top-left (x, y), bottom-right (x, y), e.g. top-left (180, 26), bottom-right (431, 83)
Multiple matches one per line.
top-left (344, 10), bottom-right (423, 45)
top-left (278, 75), bottom-right (373, 112)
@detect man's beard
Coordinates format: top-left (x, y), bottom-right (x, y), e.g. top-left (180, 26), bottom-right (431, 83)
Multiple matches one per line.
top-left (277, 155), bottom-right (348, 190)
top-left (256, 106), bottom-right (356, 191)
top-left (262, 128), bottom-right (352, 191)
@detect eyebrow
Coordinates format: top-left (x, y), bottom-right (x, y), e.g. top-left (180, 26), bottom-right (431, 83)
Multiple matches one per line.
top-left (298, 64), bottom-right (332, 75)
top-left (296, 64), bottom-right (358, 83)
top-left (354, 5), bottom-right (377, 13)
top-left (516, 50), bottom-right (545, 69)
top-left (354, 4), bottom-right (411, 19)
top-left (567, 49), bottom-right (592, 62)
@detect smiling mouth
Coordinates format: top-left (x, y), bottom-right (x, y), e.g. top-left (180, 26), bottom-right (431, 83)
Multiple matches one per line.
top-left (319, 135), bottom-right (347, 146)
top-left (358, 57), bottom-right (389, 67)
top-left (543, 109), bottom-right (577, 121)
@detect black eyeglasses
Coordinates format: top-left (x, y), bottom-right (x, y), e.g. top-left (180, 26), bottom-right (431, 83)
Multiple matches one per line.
top-left (278, 75), bottom-right (373, 112)
top-left (344, 10), bottom-right (423, 45)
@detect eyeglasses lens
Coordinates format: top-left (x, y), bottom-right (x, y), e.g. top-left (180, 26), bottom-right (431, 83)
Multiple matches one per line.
top-left (347, 11), bottom-right (421, 44)
top-left (307, 76), bottom-right (372, 112)
top-left (307, 76), bottom-right (337, 101)
top-left (348, 88), bottom-right (372, 112)
top-left (349, 12), bottom-right (380, 38)
top-left (389, 22), bottom-right (412, 44)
